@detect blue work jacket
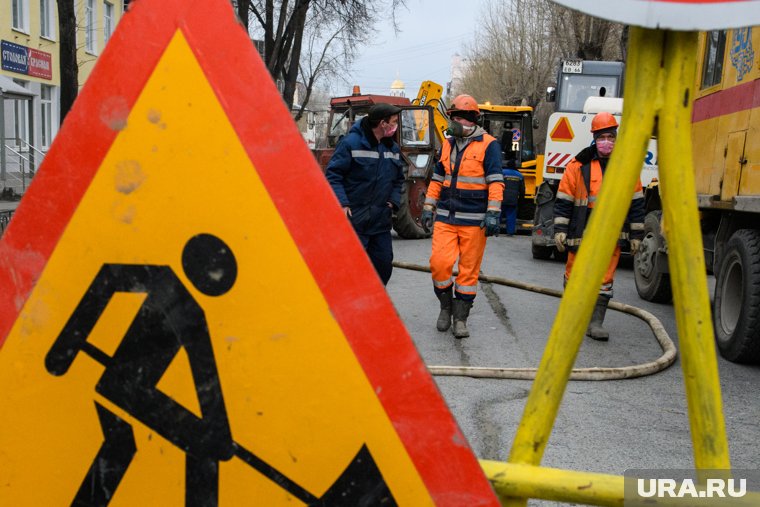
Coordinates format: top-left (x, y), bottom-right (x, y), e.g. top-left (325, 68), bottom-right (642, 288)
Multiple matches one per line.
top-left (502, 167), bottom-right (525, 206)
top-left (326, 119), bottom-right (405, 236)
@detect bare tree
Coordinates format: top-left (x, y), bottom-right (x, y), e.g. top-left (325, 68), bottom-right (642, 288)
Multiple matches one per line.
top-left (549, 4), bottom-right (624, 60)
top-left (460, 0), bottom-right (559, 108)
top-left (243, 0), bottom-right (404, 112)
top-left (58, 1), bottom-right (78, 121)
top-left (458, 0), bottom-right (625, 151)
top-left (236, 0), bottom-right (251, 30)
top-left (295, 22), bottom-right (344, 121)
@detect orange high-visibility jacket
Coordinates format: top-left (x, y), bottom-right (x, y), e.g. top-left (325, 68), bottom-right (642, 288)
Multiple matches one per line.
top-left (553, 146), bottom-right (646, 251)
top-left (425, 133), bottom-right (504, 226)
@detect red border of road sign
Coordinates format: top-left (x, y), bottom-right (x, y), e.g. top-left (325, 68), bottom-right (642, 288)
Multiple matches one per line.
top-left (551, 0), bottom-right (760, 30)
top-left (0, 0), bottom-right (498, 504)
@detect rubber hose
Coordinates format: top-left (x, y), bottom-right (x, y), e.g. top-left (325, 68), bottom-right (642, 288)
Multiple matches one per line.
top-left (392, 260), bottom-right (677, 381)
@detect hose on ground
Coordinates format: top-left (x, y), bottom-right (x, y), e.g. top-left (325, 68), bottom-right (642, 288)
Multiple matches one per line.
top-left (392, 261), bottom-right (677, 381)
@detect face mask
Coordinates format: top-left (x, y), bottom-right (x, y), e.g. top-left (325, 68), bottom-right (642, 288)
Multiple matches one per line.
top-left (446, 120), bottom-right (475, 138)
top-left (382, 122), bottom-right (398, 138)
top-left (596, 138), bottom-right (615, 157)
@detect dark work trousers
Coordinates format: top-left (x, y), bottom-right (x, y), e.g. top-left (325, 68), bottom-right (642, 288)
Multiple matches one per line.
top-left (501, 205), bottom-right (518, 235)
top-left (357, 231), bottom-right (394, 285)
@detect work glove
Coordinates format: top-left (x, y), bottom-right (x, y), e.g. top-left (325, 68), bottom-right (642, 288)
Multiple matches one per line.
top-left (421, 205), bottom-right (435, 233)
top-left (554, 232), bottom-right (567, 252)
top-left (630, 239), bottom-right (641, 256)
top-left (387, 201), bottom-right (398, 219)
top-left (482, 210), bottom-right (501, 237)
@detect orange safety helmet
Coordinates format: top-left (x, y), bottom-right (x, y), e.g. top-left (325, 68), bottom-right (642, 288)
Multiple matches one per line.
top-left (590, 112), bottom-right (618, 133)
top-left (448, 94), bottom-right (480, 117)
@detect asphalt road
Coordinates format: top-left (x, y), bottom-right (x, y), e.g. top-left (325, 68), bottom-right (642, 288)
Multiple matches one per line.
top-left (386, 231), bottom-right (759, 504)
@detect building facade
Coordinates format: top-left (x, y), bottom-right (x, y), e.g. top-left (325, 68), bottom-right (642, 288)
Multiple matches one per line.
top-left (1, 0), bottom-right (124, 193)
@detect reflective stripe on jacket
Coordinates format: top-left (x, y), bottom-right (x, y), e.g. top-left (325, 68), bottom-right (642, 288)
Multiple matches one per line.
top-left (553, 146), bottom-right (646, 252)
top-left (326, 119), bottom-right (405, 236)
top-left (425, 133), bottom-right (504, 226)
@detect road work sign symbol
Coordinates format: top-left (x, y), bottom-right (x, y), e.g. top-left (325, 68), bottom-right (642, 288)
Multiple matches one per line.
top-left (550, 116), bottom-right (575, 142)
top-left (0, 0), bottom-right (498, 505)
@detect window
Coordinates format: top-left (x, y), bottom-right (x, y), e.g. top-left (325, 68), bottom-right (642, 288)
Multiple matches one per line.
top-left (12, 80), bottom-right (30, 150)
top-left (701, 30), bottom-right (726, 89)
top-left (41, 85), bottom-right (55, 148)
top-left (86, 0), bottom-right (97, 54)
top-left (558, 74), bottom-right (621, 113)
top-left (400, 109), bottom-right (432, 148)
top-left (40, 0), bottom-right (55, 39)
top-left (104, 2), bottom-right (114, 44)
top-left (12, 0), bottom-right (30, 32)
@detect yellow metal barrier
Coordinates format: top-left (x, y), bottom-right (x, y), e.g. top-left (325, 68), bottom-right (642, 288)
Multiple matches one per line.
top-left (482, 461), bottom-right (760, 507)
top-left (486, 27), bottom-right (732, 506)
top-left (658, 30), bottom-right (729, 471)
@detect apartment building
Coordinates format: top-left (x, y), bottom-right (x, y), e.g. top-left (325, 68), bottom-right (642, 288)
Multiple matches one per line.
top-left (1, 0), bottom-right (125, 193)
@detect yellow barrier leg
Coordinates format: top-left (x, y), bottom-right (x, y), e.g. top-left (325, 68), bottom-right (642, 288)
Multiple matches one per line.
top-left (503, 28), bottom-right (664, 506)
top-left (657, 30), bottom-right (731, 470)
top-left (497, 27), bottom-right (731, 505)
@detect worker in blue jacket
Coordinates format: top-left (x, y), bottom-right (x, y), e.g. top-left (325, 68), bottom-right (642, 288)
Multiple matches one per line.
top-left (326, 103), bottom-right (405, 285)
top-left (501, 160), bottom-right (525, 236)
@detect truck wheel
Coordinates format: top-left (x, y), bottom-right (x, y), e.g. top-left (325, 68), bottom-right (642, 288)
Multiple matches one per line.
top-left (393, 179), bottom-right (431, 239)
top-left (713, 229), bottom-right (760, 364)
top-left (635, 211), bottom-right (672, 303)
top-left (532, 245), bottom-right (553, 260)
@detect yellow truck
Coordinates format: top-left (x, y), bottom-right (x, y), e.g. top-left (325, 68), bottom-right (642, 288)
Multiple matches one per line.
top-left (636, 26), bottom-right (760, 363)
top-left (478, 104), bottom-right (542, 233)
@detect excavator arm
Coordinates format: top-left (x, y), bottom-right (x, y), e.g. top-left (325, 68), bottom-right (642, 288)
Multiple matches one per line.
top-left (412, 81), bottom-right (449, 144)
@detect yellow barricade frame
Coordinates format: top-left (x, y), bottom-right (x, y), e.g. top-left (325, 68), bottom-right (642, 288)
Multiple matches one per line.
top-left (480, 27), bottom-right (739, 506)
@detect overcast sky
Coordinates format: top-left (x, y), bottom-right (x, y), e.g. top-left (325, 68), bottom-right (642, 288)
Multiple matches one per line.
top-left (343, 0), bottom-right (487, 98)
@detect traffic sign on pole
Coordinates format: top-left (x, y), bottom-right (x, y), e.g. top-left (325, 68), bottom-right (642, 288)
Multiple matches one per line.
top-left (551, 0), bottom-right (760, 30)
top-left (0, 0), bottom-right (498, 504)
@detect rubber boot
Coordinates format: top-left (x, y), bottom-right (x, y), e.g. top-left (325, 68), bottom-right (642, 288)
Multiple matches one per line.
top-left (586, 296), bottom-right (610, 341)
top-left (452, 299), bottom-right (472, 339)
top-left (435, 290), bottom-right (453, 332)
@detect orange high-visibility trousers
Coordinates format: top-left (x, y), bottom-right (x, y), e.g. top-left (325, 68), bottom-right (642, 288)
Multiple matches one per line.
top-left (565, 245), bottom-right (621, 298)
top-left (430, 222), bottom-right (487, 301)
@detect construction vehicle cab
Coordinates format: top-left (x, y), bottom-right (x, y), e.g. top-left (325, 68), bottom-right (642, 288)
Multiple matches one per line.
top-left (312, 85), bottom-right (438, 239)
top-left (531, 60), bottom-right (660, 260)
top-left (548, 60), bottom-right (625, 112)
top-left (479, 104), bottom-right (540, 233)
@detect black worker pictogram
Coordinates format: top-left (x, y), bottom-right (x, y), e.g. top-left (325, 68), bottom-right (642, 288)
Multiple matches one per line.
top-left (45, 233), bottom-right (395, 507)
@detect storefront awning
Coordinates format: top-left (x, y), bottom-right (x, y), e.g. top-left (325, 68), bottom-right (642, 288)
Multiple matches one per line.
top-left (0, 75), bottom-right (35, 100)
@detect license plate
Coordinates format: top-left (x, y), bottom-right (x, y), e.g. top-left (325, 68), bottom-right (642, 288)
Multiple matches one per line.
top-left (562, 60), bottom-right (583, 74)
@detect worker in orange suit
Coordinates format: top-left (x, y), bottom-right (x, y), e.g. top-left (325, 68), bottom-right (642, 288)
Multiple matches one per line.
top-left (421, 94), bottom-right (504, 338)
top-left (553, 112), bottom-right (646, 341)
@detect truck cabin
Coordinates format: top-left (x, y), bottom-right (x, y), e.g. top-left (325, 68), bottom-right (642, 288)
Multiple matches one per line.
top-left (479, 105), bottom-right (536, 169)
top-left (549, 60), bottom-right (625, 113)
